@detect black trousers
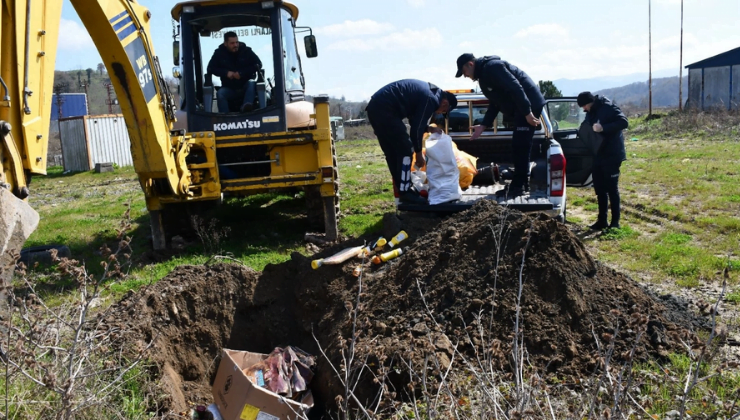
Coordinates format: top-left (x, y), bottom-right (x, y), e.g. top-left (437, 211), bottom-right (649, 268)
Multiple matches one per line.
top-left (510, 107), bottom-right (542, 190)
top-left (592, 161), bottom-right (622, 225)
top-left (367, 108), bottom-right (414, 194)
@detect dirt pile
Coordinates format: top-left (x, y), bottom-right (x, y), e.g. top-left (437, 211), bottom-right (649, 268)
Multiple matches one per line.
top-left (109, 200), bottom-right (701, 415)
top-left (354, 202), bottom-right (693, 377)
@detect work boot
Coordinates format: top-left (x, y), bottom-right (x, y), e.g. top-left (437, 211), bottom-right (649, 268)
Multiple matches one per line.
top-left (589, 220), bottom-right (608, 231)
top-left (240, 102), bottom-right (254, 113)
top-left (608, 222), bottom-right (621, 229)
top-left (399, 191), bottom-right (428, 205)
top-left (495, 184), bottom-right (524, 199)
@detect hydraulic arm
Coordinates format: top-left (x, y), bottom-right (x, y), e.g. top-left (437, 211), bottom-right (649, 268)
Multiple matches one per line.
top-left (1, 0), bottom-right (196, 251)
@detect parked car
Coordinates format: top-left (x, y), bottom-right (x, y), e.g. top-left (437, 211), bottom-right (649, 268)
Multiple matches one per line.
top-left (330, 116), bottom-right (345, 140)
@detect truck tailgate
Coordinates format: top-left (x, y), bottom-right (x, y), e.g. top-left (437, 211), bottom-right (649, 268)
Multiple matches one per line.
top-left (397, 186), bottom-right (554, 213)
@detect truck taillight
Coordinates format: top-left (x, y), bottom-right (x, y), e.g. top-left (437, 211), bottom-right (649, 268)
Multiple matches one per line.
top-left (550, 153), bottom-right (566, 197)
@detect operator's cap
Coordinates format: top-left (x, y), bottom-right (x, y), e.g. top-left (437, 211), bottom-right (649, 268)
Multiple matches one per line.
top-left (455, 53), bottom-right (475, 78)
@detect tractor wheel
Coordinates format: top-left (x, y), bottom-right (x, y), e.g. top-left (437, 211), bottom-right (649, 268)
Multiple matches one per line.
top-left (149, 200), bottom-right (219, 250)
top-left (305, 140), bottom-right (340, 240)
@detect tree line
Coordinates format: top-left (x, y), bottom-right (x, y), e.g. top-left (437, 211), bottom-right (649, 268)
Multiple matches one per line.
top-left (52, 66), bottom-right (179, 117)
top-left (52, 68), bottom-right (567, 119)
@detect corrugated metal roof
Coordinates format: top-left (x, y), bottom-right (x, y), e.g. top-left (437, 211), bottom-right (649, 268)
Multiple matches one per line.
top-left (686, 46), bottom-right (740, 69)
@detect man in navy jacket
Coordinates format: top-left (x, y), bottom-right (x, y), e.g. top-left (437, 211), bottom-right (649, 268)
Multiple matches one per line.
top-left (577, 92), bottom-right (629, 230)
top-left (455, 53), bottom-right (546, 198)
top-left (366, 79), bottom-right (457, 205)
top-left (207, 31), bottom-right (262, 113)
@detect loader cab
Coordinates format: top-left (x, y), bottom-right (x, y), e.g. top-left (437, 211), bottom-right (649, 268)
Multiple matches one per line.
top-left (171, 0), bottom-right (316, 136)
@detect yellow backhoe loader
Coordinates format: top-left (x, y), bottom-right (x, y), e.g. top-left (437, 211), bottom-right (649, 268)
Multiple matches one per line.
top-left (0, 0), bottom-right (338, 282)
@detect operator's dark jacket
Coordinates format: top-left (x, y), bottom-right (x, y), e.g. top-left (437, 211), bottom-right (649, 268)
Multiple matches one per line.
top-left (207, 42), bottom-right (262, 90)
top-left (474, 56), bottom-right (546, 127)
top-left (366, 79), bottom-right (445, 153)
top-left (579, 95), bottom-right (629, 165)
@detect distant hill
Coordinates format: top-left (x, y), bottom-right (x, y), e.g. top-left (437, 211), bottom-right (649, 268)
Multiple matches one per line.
top-left (553, 68), bottom-right (677, 96)
top-left (594, 76), bottom-right (689, 108)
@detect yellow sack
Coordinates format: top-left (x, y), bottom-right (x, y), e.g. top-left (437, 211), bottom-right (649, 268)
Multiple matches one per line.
top-left (451, 142), bottom-right (478, 189)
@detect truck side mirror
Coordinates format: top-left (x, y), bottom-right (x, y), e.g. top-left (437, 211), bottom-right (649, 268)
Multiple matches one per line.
top-left (173, 40), bottom-right (180, 65)
top-left (304, 35), bottom-right (317, 58)
top-left (172, 66), bottom-right (182, 79)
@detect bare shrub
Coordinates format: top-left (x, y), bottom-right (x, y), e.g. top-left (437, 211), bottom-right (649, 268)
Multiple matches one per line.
top-left (1, 203), bottom-right (156, 419)
top-left (343, 125), bottom-right (375, 141)
top-left (631, 108), bottom-right (740, 139)
top-left (191, 214), bottom-right (231, 255)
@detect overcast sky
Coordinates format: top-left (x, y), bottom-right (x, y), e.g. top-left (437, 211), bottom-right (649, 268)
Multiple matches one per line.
top-left (57, 0), bottom-right (739, 101)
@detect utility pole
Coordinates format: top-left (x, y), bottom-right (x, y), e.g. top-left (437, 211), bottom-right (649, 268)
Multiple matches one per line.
top-left (649, 0), bottom-right (653, 116)
top-left (78, 74), bottom-right (90, 114)
top-left (53, 83), bottom-right (68, 120)
top-left (104, 83), bottom-right (116, 113)
top-left (679, 0), bottom-right (684, 110)
top-left (54, 82), bottom-right (68, 151)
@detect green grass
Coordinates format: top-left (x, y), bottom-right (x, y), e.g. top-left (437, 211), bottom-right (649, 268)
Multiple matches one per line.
top-left (116, 363), bottom-right (153, 419)
top-left (336, 157), bottom-right (394, 238)
top-left (0, 353), bottom-right (155, 418)
top-left (22, 139), bottom-right (395, 292)
top-left (9, 117), bottom-right (740, 419)
top-left (633, 353), bottom-right (740, 418)
top-left (571, 198), bottom-right (587, 207)
top-left (567, 113), bottom-right (740, 287)
top-left (27, 122), bottom-right (740, 295)
top-left (599, 226), bottom-right (639, 241)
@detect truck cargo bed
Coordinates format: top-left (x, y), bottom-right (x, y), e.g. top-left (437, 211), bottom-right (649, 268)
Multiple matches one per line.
top-left (397, 186), bottom-right (554, 214)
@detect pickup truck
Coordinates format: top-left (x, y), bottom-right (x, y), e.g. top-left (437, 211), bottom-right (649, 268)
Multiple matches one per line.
top-left (397, 93), bottom-right (596, 222)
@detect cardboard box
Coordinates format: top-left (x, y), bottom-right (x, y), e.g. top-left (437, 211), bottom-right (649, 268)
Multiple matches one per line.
top-left (212, 349), bottom-right (313, 420)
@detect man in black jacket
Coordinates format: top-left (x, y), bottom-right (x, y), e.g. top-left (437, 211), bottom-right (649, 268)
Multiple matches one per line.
top-left (207, 31), bottom-right (262, 113)
top-left (455, 53), bottom-right (546, 198)
top-left (577, 92), bottom-right (629, 230)
top-left (366, 79), bottom-right (457, 205)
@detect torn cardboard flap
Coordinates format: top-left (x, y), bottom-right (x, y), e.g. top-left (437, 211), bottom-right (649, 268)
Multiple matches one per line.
top-left (212, 349), bottom-right (313, 420)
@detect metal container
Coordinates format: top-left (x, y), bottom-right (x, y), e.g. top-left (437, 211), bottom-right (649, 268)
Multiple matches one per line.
top-left (59, 114), bottom-right (132, 172)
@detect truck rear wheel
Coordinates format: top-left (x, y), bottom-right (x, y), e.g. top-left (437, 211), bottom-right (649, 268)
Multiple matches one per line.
top-left (555, 203), bottom-right (567, 224)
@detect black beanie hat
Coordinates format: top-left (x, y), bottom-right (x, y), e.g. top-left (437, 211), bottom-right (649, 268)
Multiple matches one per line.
top-left (577, 91), bottom-right (595, 107)
top-left (443, 91), bottom-right (458, 111)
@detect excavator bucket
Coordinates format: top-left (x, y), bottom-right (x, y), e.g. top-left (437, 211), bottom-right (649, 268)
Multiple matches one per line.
top-left (0, 188), bottom-right (39, 287)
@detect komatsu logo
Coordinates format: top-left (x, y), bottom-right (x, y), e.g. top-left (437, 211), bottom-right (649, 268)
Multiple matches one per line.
top-left (213, 119), bottom-right (261, 131)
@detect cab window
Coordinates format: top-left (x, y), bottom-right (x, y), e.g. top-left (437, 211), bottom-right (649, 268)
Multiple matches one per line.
top-left (448, 101), bottom-right (517, 132)
top-left (281, 9), bottom-right (304, 92)
top-left (188, 14), bottom-right (276, 112)
top-left (546, 101), bottom-right (586, 130)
